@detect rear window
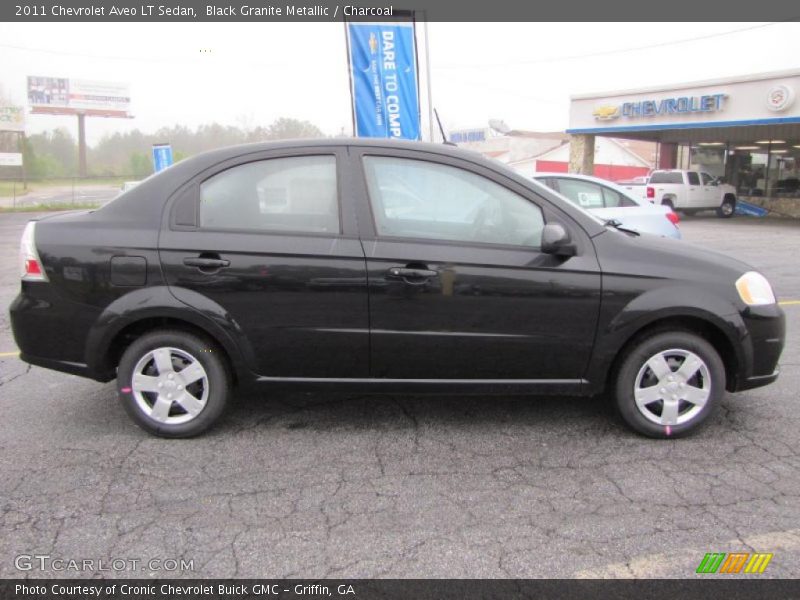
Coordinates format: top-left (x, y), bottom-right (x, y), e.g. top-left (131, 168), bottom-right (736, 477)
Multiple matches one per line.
top-left (648, 172), bottom-right (684, 184)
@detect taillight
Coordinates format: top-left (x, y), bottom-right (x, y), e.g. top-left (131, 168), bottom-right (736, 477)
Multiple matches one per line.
top-left (20, 222), bottom-right (48, 281)
top-left (666, 211), bottom-right (680, 225)
top-left (646, 186), bottom-right (655, 199)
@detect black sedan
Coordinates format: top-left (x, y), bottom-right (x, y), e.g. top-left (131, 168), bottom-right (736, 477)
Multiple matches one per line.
top-left (10, 140), bottom-right (785, 438)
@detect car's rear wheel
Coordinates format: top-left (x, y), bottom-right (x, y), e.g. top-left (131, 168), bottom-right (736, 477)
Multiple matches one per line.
top-left (117, 330), bottom-right (230, 438)
top-left (661, 198), bottom-right (675, 211)
top-left (613, 331), bottom-right (724, 438)
top-left (717, 196), bottom-right (736, 218)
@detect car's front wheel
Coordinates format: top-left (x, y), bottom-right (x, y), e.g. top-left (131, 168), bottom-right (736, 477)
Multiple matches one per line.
top-left (117, 330), bottom-right (230, 438)
top-left (613, 331), bottom-right (724, 438)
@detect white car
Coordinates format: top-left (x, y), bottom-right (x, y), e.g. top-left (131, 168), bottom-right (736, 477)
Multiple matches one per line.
top-left (533, 172), bottom-right (681, 239)
top-left (121, 181), bottom-right (141, 193)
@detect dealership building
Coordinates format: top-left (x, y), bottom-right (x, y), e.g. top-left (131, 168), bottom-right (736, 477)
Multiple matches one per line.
top-left (566, 69), bottom-right (800, 216)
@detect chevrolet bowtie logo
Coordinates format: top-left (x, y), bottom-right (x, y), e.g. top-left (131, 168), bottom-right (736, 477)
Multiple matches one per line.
top-left (368, 33), bottom-right (378, 54)
top-left (592, 105), bottom-right (620, 121)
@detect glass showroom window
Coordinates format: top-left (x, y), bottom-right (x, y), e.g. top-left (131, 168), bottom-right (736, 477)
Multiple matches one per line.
top-left (766, 143), bottom-right (800, 197)
top-left (723, 140), bottom-right (800, 197)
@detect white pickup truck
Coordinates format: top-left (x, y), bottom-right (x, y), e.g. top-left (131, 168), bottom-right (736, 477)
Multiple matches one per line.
top-left (641, 170), bottom-right (737, 218)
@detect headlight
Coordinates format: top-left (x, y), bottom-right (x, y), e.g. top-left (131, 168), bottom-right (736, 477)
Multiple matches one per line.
top-left (735, 271), bottom-right (776, 306)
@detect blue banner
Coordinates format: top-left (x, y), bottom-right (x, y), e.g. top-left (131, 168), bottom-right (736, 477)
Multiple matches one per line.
top-left (735, 200), bottom-right (768, 217)
top-left (347, 22), bottom-right (421, 140)
top-left (152, 143), bottom-right (173, 173)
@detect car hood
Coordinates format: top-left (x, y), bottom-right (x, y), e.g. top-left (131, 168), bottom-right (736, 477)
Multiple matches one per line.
top-left (593, 227), bottom-right (752, 285)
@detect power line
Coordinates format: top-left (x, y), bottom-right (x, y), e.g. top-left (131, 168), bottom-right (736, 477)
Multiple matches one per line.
top-left (435, 21), bottom-right (796, 70)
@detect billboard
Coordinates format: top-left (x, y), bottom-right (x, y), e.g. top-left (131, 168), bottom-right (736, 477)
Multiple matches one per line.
top-left (0, 106), bottom-right (25, 132)
top-left (0, 153), bottom-right (23, 167)
top-left (27, 76), bottom-right (131, 116)
top-left (346, 21), bottom-right (421, 140)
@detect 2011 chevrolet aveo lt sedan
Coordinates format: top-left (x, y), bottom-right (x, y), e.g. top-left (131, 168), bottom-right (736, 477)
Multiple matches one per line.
top-left (10, 140), bottom-right (785, 438)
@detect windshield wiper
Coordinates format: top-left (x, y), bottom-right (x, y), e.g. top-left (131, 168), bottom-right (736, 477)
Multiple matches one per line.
top-left (604, 219), bottom-right (640, 236)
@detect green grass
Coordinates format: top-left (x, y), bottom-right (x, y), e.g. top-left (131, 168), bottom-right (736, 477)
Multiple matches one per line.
top-left (0, 181), bottom-right (23, 197)
top-left (0, 202), bottom-right (103, 213)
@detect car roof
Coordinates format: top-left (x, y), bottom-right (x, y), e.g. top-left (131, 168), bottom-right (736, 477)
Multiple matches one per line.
top-left (184, 137), bottom-right (488, 164)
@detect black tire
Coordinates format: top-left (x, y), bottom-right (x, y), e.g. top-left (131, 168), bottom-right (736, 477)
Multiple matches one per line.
top-left (613, 331), bottom-right (725, 439)
top-left (661, 198), bottom-right (675, 211)
top-left (717, 196), bottom-right (736, 218)
top-left (117, 330), bottom-right (230, 438)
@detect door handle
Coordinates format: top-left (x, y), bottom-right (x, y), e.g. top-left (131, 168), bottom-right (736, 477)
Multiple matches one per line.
top-left (183, 257), bottom-right (230, 269)
top-left (386, 267), bottom-right (438, 281)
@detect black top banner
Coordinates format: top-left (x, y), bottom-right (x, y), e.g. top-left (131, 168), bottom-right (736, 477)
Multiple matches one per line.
top-left (3, 579), bottom-right (800, 600)
top-left (2, 0), bottom-right (800, 21)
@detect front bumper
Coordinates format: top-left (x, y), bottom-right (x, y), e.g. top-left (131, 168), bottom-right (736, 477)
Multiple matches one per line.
top-left (732, 303), bottom-right (785, 392)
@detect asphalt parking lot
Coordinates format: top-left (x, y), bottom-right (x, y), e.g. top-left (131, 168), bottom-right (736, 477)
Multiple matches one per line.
top-left (0, 211), bottom-right (798, 579)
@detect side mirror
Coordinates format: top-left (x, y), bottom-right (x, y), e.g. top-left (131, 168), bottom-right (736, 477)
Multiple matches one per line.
top-left (541, 222), bottom-right (576, 257)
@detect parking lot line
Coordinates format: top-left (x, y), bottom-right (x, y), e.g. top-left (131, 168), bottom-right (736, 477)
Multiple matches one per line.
top-left (0, 351), bottom-right (20, 357)
top-left (779, 300), bottom-right (800, 306)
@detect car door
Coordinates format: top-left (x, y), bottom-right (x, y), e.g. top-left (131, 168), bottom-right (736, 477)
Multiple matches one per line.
top-left (700, 172), bottom-right (718, 206)
top-left (686, 171), bottom-right (705, 207)
top-left (352, 148), bottom-right (602, 384)
top-left (159, 147), bottom-right (369, 378)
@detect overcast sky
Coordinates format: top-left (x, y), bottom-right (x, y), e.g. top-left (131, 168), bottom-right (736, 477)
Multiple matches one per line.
top-left (1, 21), bottom-right (799, 145)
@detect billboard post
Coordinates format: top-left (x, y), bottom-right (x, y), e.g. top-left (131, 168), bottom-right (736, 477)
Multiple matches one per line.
top-left (78, 114), bottom-right (86, 178)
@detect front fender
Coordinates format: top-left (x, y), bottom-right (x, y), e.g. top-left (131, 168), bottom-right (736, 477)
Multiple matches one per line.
top-left (585, 284), bottom-right (750, 393)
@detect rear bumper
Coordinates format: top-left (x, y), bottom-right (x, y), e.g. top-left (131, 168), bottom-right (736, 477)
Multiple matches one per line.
top-left (10, 284), bottom-right (103, 381)
top-left (18, 352), bottom-right (99, 379)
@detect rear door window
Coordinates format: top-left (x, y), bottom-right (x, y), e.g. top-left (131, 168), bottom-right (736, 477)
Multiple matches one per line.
top-left (686, 172), bottom-right (701, 186)
top-left (199, 155), bottom-right (339, 234)
top-left (601, 185), bottom-right (637, 207)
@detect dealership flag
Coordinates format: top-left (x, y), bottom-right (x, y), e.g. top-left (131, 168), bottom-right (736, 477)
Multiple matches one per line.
top-left (346, 21), bottom-right (421, 140)
top-left (152, 143), bottom-right (174, 173)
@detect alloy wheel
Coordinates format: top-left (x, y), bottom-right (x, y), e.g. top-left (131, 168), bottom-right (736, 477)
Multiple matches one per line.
top-left (633, 348), bottom-right (711, 426)
top-left (130, 347), bottom-right (209, 425)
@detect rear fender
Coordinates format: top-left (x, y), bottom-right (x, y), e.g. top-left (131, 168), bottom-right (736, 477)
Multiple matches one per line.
top-left (85, 285), bottom-right (253, 381)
